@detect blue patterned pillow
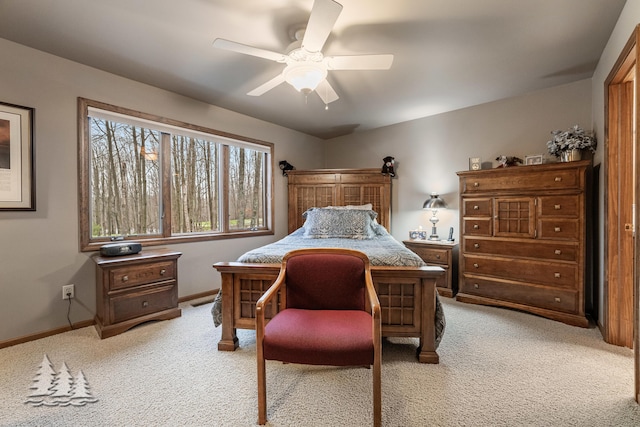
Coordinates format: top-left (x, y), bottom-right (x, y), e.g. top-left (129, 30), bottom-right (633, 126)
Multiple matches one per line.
top-left (302, 208), bottom-right (378, 239)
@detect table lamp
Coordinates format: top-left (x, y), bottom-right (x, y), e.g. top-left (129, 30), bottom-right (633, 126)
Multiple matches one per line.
top-left (423, 193), bottom-right (447, 240)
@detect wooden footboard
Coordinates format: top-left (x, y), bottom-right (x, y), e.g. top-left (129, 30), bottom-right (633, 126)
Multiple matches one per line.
top-left (213, 262), bottom-right (444, 363)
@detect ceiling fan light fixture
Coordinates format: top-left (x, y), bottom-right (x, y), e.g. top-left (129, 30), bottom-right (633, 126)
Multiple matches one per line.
top-left (283, 62), bottom-right (327, 93)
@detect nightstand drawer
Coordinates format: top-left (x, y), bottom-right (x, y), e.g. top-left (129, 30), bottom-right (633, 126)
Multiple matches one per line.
top-left (410, 247), bottom-right (449, 264)
top-left (110, 283), bottom-right (177, 323)
top-left (110, 260), bottom-right (176, 290)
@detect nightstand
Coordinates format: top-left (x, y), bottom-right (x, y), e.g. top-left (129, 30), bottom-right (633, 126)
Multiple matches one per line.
top-left (403, 240), bottom-right (459, 297)
top-left (93, 248), bottom-right (182, 338)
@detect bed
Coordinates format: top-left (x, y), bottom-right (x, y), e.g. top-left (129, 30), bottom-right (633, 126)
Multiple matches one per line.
top-left (212, 168), bottom-right (446, 363)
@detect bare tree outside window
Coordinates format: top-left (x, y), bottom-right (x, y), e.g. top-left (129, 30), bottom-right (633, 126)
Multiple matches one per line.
top-left (78, 98), bottom-right (273, 251)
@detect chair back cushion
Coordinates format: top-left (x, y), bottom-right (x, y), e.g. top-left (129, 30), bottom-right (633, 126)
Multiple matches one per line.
top-left (285, 253), bottom-right (366, 310)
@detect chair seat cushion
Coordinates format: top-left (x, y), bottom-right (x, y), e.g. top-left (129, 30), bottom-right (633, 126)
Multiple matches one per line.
top-left (263, 308), bottom-right (374, 366)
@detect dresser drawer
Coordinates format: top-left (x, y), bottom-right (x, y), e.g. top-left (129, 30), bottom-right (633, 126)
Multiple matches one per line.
top-left (537, 219), bottom-right (579, 240)
top-left (460, 275), bottom-right (578, 313)
top-left (463, 218), bottom-right (492, 236)
top-left (110, 283), bottom-right (178, 323)
top-left (462, 198), bottom-right (492, 217)
top-left (463, 255), bottom-right (578, 288)
top-left (408, 246), bottom-right (449, 264)
top-left (464, 237), bottom-right (578, 262)
top-left (538, 195), bottom-right (580, 217)
top-left (461, 168), bottom-right (580, 193)
top-left (110, 260), bottom-right (176, 290)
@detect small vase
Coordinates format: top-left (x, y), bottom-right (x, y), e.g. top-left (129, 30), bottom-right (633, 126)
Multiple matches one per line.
top-left (560, 149), bottom-right (582, 162)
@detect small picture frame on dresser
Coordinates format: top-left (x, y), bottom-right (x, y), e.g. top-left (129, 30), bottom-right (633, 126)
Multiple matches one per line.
top-left (525, 154), bottom-right (543, 165)
top-left (469, 157), bottom-right (481, 171)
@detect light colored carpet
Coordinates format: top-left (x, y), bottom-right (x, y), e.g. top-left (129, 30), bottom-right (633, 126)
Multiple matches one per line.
top-left (0, 298), bottom-right (638, 426)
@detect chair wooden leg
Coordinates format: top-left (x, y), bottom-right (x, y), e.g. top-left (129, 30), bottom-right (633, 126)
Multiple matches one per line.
top-left (373, 362), bottom-right (381, 427)
top-left (257, 354), bottom-right (267, 424)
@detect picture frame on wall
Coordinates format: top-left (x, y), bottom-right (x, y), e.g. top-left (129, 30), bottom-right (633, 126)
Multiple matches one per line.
top-left (0, 101), bottom-right (35, 210)
top-left (525, 154), bottom-right (543, 166)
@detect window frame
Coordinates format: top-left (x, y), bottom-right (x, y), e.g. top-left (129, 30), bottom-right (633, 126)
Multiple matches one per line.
top-left (78, 97), bottom-right (274, 252)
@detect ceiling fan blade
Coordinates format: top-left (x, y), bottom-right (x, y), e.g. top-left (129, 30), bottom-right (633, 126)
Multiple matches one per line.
top-left (213, 38), bottom-right (286, 63)
top-left (315, 79), bottom-right (339, 104)
top-left (327, 54), bottom-right (394, 70)
top-left (302, 0), bottom-right (343, 53)
top-left (247, 74), bottom-right (286, 96)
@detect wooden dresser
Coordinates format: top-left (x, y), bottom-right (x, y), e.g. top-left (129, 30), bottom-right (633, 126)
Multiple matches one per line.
top-left (403, 240), bottom-right (459, 297)
top-left (93, 249), bottom-right (182, 338)
top-left (456, 160), bottom-right (592, 327)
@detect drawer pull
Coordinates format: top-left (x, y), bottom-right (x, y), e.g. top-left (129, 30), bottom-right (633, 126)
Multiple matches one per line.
top-left (142, 301), bottom-right (149, 308)
top-left (473, 224), bottom-right (479, 230)
top-left (473, 205), bottom-right (479, 210)
top-left (554, 249), bottom-right (562, 255)
top-left (473, 263), bottom-right (479, 268)
top-left (160, 269), bottom-right (166, 275)
top-left (554, 204), bottom-right (561, 210)
top-left (554, 272), bottom-right (561, 278)
top-left (554, 297), bottom-right (561, 303)
top-left (122, 275), bottom-right (129, 282)
top-left (473, 182), bottom-right (479, 187)
top-left (474, 243), bottom-right (480, 249)
top-left (474, 283), bottom-right (479, 289)
top-left (554, 177), bottom-right (562, 182)
top-left (436, 254), bottom-right (441, 259)
top-left (554, 227), bottom-right (561, 232)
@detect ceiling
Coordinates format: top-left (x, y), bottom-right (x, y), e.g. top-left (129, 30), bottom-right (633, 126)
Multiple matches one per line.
top-left (0, 0), bottom-right (627, 139)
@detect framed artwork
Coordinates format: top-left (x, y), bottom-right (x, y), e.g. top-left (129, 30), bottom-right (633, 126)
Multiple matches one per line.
top-left (0, 101), bottom-right (35, 210)
top-left (525, 154), bottom-right (543, 166)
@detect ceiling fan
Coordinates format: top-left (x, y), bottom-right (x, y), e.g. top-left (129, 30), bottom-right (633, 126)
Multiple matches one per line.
top-left (212, 0), bottom-right (393, 106)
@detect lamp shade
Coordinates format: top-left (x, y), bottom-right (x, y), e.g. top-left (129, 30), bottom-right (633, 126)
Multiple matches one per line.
top-left (283, 62), bottom-right (327, 94)
top-left (423, 193), bottom-right (446, 210)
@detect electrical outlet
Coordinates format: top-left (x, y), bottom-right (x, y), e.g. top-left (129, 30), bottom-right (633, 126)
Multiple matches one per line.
top-left (62, 284), bottom-right (75, 300)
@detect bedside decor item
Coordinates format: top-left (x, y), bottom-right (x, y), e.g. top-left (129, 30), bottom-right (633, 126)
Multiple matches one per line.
top-left (279, 160), bottom-right (295, 176)
top-left (423, 193), bottom-right (447, 240)
top-left (381, 156), bottom-right (395, 177)
top-left (0, 101), bottom-right (35, 210)
top-left (469, 157), bottom-right (481, 171)
top-left (546, 125), bottom-right (596, 162)
top-left (495, 155), bottom-right (523, 168)
top-left (525, 154), bottom-right (544, 165)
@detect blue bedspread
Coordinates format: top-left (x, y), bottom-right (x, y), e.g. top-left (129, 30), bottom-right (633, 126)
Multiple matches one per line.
top-left (237, 225), bottom-right (425, 266)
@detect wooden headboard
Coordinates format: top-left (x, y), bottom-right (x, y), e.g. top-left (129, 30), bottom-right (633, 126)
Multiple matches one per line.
top-left (287, 168), bottom-right (392, 234)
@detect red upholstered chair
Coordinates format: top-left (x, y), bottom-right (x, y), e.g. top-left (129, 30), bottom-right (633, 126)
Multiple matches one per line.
top-left (256, 248), bottom-right (382, 427)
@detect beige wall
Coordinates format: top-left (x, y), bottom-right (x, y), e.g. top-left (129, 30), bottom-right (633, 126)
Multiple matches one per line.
top-left (325, 79), bottom-right (593, 243)
top-left (0, 39), bottom-right (324, 343)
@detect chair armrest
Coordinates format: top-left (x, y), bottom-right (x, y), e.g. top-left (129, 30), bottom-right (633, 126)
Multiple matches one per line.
top-left (256, 268), bottom-right (286, 324)
top-left (364, 272), bottom-right (381, 321)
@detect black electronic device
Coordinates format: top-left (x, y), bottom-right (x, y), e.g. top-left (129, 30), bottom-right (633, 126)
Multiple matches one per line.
top-left (100, 242), bottom-right (142, 257)
top-left (447, 227), bottom-right (455, 242)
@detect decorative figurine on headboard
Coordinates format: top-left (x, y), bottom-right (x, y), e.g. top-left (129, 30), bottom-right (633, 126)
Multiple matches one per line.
top-left (381, 156), bottom-right (396, 177)
top-left (279, 160), bottom-right (295, 176)
top-left (495, 155), bottom-right (523, 168)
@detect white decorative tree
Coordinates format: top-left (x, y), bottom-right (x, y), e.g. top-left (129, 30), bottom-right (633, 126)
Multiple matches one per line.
top-left (70, 370), bottom-right (98, 405)
top-left (50, 362), bottom-right (73, 404)
top-left (24, 354), bottom-right (56, 405)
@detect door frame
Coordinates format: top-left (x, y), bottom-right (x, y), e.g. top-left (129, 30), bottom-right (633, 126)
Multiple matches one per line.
top-left (603, 23), bottom-right (640, 403)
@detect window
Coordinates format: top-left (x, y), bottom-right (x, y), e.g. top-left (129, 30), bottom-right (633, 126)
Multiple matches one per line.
top-left (78, 98), bottom-right (273, 251)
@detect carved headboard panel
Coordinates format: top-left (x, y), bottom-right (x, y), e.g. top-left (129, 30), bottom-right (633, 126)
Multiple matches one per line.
top-left (287, 168), bottom-right (392, 234)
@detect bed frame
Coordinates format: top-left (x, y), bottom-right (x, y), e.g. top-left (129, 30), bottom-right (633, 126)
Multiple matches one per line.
top-left (213, 169), bottom-right (444, 363)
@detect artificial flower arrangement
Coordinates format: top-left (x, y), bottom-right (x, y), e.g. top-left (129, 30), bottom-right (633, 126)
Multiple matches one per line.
top-left (546, 125), bottom-right (597, 157)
